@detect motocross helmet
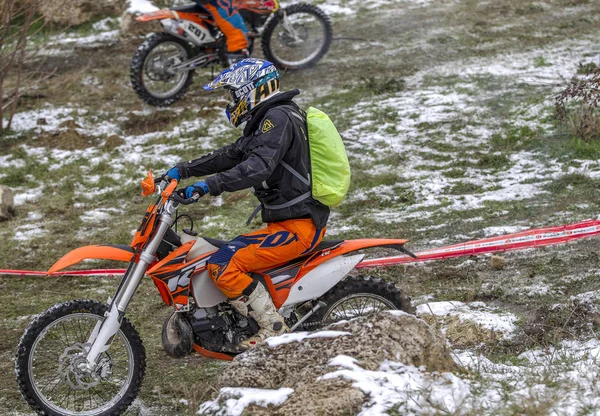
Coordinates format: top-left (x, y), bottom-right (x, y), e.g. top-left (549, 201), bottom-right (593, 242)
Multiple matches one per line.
top-left (203, 58), bottom-right (281, 127)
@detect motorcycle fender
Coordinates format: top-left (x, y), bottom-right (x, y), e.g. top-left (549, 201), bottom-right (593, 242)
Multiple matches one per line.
top-left (48, 244), bottom-right (134, 274)
top-left (282, 254), bottom-right (365, 307)
top-left (135, 9), bottom-right (177, 22)
top-left (191, 270), bottom-right (227, 307)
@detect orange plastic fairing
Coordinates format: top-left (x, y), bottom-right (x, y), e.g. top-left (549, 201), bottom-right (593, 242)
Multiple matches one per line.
top-left (131, 203), bottom-right (158, 249)
top-left (299, 239), bottom-right (409, 276)
top-left (141, 170), bottom-right (155, 197)
top-left (162, 180), bottom-right (178, 203)
top-left (136, 9), bottom-right (177, 22)
top-left (48, 244), bottom-right (134, 274)
top-left (260, 238), bottom-right (409, 308)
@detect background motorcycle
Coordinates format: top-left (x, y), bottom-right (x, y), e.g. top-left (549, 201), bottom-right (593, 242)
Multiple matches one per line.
top-left (131, 0), bottom-right (333, 107)
top-left (15, 171), bottom-right (413, 416)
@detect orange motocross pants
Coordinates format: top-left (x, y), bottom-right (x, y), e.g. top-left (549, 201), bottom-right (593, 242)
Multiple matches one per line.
top-left (207, 219), bottom-right (325, 298)
top-left (203, 0), bottom-right (249, 52)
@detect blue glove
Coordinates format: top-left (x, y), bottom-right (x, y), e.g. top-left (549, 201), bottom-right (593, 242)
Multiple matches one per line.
top-left (166, 167), bottom-right (181, 181)
top-left (185, 181), bottom-right (209, 199)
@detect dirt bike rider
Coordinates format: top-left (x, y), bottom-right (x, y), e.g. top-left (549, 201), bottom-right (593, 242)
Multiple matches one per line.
top-left (193, 0), bottom-right (249, 64)
top-left (163, 58), bottom-right (329, 350)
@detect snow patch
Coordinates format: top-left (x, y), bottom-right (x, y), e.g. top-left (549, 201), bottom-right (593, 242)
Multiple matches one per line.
top-left (127, 0), bottom-right (159, 14)
top-left (198, 387), bottom-right (294, 415)
top-left (417, 301), bottom-right (519, 337)
top-left (80, 208), bottom-right (124, 223)
top-left (13, 187), bottom-right (43, 206)
top-left (13, 224), bottom-right (47, 241)
top-left (266, 330), bottom-right (352, 347)
top-left (481, 225), bottom-right (530, 237)
top-left (320, 355), bottom-right (471, 416)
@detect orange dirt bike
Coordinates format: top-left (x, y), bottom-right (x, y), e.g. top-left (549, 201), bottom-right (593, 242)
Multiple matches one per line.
top-left (130, 0), bottom-right (333, 107)
top-left (15, 171), bottom-right (414, 416)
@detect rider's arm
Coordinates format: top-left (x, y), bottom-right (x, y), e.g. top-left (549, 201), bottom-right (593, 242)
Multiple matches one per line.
top-left (204, 109), bottom-right (293, 195)
top-left (176, 140), bottom-right (244, 180)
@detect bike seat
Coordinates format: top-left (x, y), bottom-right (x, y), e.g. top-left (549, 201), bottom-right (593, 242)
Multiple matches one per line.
top-left (311, 239), bottom-right (343, 252)
top-left (171, 3), bottom-right (206, 13)
top-left (203, 237), bottom-right (228, 248)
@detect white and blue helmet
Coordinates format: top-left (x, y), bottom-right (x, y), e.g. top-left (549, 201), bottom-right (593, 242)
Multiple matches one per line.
top-left (204, 58), bottom-right (280, 127)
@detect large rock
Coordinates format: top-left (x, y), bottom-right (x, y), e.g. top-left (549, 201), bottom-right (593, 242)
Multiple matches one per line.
top-left (40, 0), bottom-right (127, 26)
top-left (211, 311), bottom-right (457, 415)
top-left (0, 186), bottom-right (14, 221)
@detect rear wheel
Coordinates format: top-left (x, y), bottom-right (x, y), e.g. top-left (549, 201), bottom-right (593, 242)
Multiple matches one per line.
top-left (304, 276), bottom-right (414, 329)
top-left (15, 300), bottom-right (145, 416)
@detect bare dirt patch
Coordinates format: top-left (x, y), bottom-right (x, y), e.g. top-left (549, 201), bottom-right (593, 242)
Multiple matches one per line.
top-left (36, 128), bottom-right (99, 150)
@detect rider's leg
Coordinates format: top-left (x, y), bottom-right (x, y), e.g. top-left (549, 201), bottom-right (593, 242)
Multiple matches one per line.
top-left (202, 0), bottom-right (249, 64)
top-left (207, 219), bottom-right (325, 349)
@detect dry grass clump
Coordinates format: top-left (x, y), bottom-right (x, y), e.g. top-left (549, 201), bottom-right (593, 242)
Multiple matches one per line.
top-left (556, 66), bottom-right (600, 142)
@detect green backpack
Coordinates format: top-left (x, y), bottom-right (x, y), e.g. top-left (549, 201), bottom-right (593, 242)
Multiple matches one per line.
top-left (304, 107), bottom-right (350, 207)
top-left (279, 106), bottom-right (350, 207)
top-left (247, 107), bottom-right (351, 224)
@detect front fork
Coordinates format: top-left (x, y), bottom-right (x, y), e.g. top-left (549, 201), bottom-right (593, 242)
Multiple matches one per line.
top-left (279, 10), bottom-right (301, 43)
top-left (84, 204), bottom-right (176, 367)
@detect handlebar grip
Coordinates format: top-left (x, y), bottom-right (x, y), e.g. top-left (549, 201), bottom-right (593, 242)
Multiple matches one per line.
top-left (170, 192), bottom-right (199, 205)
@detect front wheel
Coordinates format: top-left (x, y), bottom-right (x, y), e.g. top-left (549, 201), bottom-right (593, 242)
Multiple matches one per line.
top-left (304, 276), bottom-right (414, 329)
top-left (15, 300), bottom-right (146, 416)
top-left (130, 32), bottom-right (194, 107)
top-left (261, 4), bottom-right (333, 70)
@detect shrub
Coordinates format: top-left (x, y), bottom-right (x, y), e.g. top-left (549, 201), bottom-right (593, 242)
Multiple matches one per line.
top-left (555, 66), bottom-right (600, 142)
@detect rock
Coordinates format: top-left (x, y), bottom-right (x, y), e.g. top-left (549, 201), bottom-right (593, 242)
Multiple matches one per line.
top-left (37, 118), bottom-right (47, 126)
top-left (214, 311), bottom-right (457, 415)
top-left (0, 186), bottom-right (15, 221)
top-left (490, 255), bottom-right (505, 270)
top-left (40, 0), bottom-right (127, 26)
top-left (120, 10), bottom-right (162, 39)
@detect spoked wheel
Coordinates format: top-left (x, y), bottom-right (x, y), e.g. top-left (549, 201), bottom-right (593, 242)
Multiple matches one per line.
top-left (15, 300), bottom-right (145, 416)
top-left (261, 3), bottom-right (333, 70)
top-left (131, 33), bottom-right (194, 107)
top-left (304, 276), bottom-right (414, 329)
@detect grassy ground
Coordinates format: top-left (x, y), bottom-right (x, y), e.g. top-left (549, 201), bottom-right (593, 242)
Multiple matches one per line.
top-left (2, 0), bottom-right (600, 414)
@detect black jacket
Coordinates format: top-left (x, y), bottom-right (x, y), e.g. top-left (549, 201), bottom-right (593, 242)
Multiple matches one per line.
top-left (176, 90), bottom-right (330, 229)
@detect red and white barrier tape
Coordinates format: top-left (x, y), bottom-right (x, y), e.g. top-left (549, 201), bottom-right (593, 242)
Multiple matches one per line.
top-left (356, 218), bottom-right (600, 268)
top-left (2, 219), bottom-right (600, 276)
top-left (0, 269), bottom-right (126, 277)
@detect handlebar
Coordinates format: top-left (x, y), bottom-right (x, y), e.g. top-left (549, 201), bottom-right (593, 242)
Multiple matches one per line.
top-left (144, 171), bottom-right (201, 206)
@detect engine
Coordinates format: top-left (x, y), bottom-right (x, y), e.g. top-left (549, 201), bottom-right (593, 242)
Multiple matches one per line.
top-left (188, 305), bottom-right (260, 353)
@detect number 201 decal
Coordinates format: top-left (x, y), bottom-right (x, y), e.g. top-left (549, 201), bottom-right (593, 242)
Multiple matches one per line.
top-left (188, 24), bottom-right (206, 40)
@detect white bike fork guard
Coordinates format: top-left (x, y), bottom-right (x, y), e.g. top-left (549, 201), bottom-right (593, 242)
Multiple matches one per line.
top-left (281, 12), bottom-right (302, 43)
top-left (85, 205), bottom-right (175, 366)
top-left (281, 254), bottom-right (365, 307)
top-left (85, 302), bottom-right (122, 365)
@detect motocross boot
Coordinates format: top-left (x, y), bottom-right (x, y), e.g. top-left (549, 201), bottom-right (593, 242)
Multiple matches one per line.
top-left (230, 282), bottom-right (289, 351)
